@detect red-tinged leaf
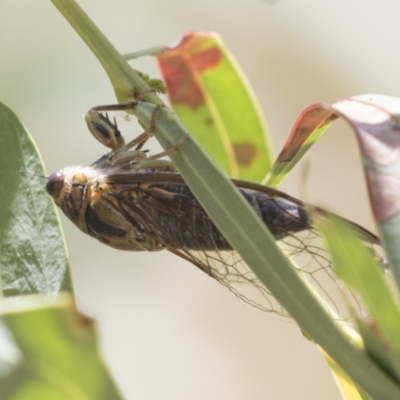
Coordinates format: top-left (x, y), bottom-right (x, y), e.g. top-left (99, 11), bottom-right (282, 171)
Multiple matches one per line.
top-left (267, 94), bottom-right (400, 291)
top-left (157, 33), bottom-right (222, 109)
top-left (330, 95), bottom-right (400, 223)
top-left (267, 94), bottom-right (400, 221)
top-left (264, 105), bottom-right (337, 187)
top-left (329, 94), bottom-right (400, 291)
top-left (157, 32), bottom-right (273, 181)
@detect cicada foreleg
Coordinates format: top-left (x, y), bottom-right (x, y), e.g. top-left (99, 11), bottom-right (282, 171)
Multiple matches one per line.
top-left (86, 95), bottom-right (160, 148)
top-left (86, 101), bottom-right (178, 172)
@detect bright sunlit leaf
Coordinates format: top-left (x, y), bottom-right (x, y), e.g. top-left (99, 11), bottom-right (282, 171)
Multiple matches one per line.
top-left (264, 105), bottom-right (336, 187)
top-left (157, 32), bottom-right (273, 181)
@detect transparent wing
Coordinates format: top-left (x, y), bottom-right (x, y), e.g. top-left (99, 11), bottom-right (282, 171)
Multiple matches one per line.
top-left (108, 174), bottom-right (387, 321)
top-left (184, 230), bottom-right (386, 321)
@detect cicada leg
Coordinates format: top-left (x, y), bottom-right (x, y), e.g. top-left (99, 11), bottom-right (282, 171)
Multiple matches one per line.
top-left (129, 155), bottom-right (178, 172)
top-left (87, 101), bottom-right (178, 171)
top-left (85, 110), bottom-right (125, 150)
top-left (86, 92), bottom-right (161, 149)
top-left (130, 132), bottom-right (190, 171)
top-left (86, 91), bottom-right (191, 173)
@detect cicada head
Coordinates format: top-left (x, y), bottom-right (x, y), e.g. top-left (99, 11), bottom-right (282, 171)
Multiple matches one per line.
top-left (46, 166), bottom-right (99, 232)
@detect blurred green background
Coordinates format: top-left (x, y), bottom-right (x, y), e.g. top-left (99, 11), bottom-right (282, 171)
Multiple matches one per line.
top-left (1, 1), bottom-right (398, 399)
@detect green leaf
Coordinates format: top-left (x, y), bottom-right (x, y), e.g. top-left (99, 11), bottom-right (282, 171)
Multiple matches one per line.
top-left (322, 349), bottom-right (371, 400)
top-left (0, 103), bottom-right (122, 398)
top-left (315, 211), bottom-right (400, 380)
top-left (0, 102), bottom-right (71, 298)
top-left (330, 95), bottom-right (400, 291)
top-left (157, 32), bottom-right (273, 181)
top-left (0, 294), bottom-right (122, 400)
top-left (264, 105), bottom-right (336, 187)
top-left (317, 213), bottom-right (400, 348)
top-left (357, 321), bottom-right (400, 384)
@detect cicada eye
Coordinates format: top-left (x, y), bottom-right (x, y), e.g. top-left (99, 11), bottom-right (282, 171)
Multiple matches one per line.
top-left (46, 172), bottom-right (65, 199)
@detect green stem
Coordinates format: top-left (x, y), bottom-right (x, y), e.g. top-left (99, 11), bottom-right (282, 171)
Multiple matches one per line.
top-left (51, 0), bottom-right (164, 105)
top-left (123, 46), bottom-right (167, 60)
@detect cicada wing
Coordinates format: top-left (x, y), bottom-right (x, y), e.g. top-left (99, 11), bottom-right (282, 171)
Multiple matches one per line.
top-left (181, 233), bottom-right (353, 321)
top-left (277, 227), bottom-right (353, 320)
top-left (107, 173), bottom-right (387, 321)
top-left (179, 229), bottom-right (386, 321)
top-left (184, 248), bottom-right (288, 317)
top-left (277, 227), bottom-right (389, 321)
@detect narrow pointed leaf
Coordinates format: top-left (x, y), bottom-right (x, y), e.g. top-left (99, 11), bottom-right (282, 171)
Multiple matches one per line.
top-left (357, 321), bottom-right (400, 383)
top-left (157, 32), bottom-right (273, 181)
top-left (267, 94), bottom-right (400, 293)
top-left (331, 94), bottom-right (400, 292)
top-left (264, 105), bottom-right (336, 187)
top-left (316, 211), bottom-right (400, 380)
top-left (322, 349), bottom-right (370, 400)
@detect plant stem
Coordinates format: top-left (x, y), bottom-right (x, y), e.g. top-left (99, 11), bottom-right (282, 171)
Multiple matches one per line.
top-left (51, 0), bottom-right (164, 105)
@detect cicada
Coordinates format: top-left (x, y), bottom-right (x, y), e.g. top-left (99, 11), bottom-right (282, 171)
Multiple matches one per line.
top-left (46, 101), bottom-right (385, 320)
